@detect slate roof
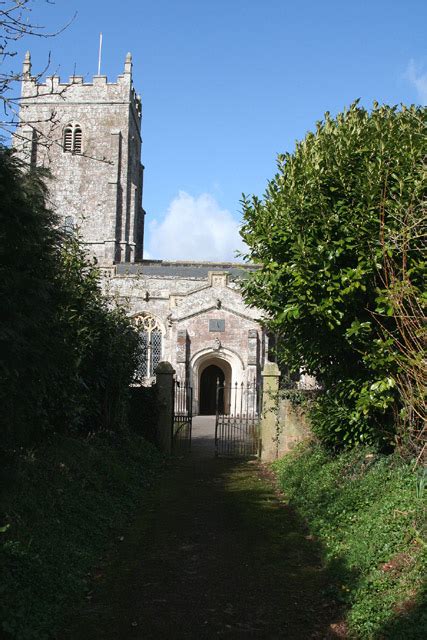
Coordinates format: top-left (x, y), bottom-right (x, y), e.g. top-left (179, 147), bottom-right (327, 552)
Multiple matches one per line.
top-left (115, 260), bottom-right (261, 280)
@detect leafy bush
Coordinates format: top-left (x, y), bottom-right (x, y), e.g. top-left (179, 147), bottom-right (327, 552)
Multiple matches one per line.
top-left (309, 381), bottom-right (393, 450)
top-left (0, 147), bottom-right (142, 449)
top-left (273, 443), bottom-right (427, 638)
top-left (240, 103), bottom-right (426, 451)
top-left (51, 235), bottom-right (140, 436)
top-left (0, 150), bottom-right (61, 447)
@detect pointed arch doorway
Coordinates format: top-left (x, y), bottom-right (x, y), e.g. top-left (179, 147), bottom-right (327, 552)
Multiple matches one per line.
top-left (199, 359), bottom-right (231, 415)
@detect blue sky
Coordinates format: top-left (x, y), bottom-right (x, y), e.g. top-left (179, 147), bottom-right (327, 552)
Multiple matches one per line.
top-left (6, 0), bottom-right (427, 260)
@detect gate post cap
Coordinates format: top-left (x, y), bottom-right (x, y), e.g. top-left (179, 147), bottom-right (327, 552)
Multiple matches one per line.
top-left (155, 361), bottom-right (175, 375)
top-left (262, 362), bottom-right (280, 377)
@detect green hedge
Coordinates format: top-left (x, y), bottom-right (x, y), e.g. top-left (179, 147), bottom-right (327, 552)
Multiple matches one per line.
top-left (0, 148), bottom-right (141, 450)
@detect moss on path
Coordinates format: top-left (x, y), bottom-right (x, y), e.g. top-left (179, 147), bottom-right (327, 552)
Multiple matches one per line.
top-left (64, 453), bottom-right (345, 639)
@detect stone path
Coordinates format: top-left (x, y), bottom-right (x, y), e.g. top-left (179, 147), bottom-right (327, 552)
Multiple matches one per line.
top-left (191, 415), bottom-right (218, 456)
top-left (64, 417), bottom-right (343, 639)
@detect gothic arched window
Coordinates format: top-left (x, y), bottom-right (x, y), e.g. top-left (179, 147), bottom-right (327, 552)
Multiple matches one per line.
top-left (63, 123), bottom-right (83, 154)
top-left (133, 314), bottom-right (163, 379)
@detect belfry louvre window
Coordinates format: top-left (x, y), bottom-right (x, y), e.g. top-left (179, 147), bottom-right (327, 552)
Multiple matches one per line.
top-left (133, 314), bottom-right (163, 379)
top-left (63, 124), bottom-right (83, 154)
top-left (73, 127), bottom-right (82, 154)
top-left (63, 126), bottom-right (73, 151)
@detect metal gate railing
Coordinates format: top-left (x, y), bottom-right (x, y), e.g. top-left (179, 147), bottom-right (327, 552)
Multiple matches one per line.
top-left (215, 381), bottom-right (261, 457)
top-left (172, 380), bottom-right (193, 455)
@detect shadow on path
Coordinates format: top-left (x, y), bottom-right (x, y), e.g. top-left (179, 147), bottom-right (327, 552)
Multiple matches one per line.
top-left (63, 418), bottom-right (346, 639)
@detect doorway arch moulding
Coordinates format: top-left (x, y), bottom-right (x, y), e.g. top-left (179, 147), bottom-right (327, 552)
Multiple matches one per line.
top-left (190, 347), bottom-right (245, 415)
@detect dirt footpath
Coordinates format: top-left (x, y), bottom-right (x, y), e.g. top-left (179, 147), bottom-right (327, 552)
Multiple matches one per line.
top-left (63, 418), bottom-right (344, 639)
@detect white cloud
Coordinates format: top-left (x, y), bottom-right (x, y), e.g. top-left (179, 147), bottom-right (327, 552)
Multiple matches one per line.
top-left (405, 60), bottom-right (427, 104)
top-left (145, 191), bottom-right (245, 261)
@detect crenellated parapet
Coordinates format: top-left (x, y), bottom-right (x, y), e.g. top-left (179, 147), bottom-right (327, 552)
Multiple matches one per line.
top-left (20, 51), bottom-right (142, 120)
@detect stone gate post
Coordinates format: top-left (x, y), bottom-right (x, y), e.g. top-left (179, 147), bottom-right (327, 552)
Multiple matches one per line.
top-left (260, 362), bottom-right (280, 462)
top-left (155, 361), bottom-right (175, 455)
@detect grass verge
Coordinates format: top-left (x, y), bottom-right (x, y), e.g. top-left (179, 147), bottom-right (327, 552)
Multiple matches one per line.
top-left (0, 432), bottom-right (163, 640)
top-left (272, 443), bottom-right (427, 639)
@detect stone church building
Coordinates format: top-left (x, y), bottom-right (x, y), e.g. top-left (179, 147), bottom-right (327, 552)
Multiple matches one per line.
top-left (14, 52), bottom-right (270, 414)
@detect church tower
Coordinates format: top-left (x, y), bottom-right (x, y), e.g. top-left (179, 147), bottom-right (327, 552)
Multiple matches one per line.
top-left (14, 52), bottom-right (145, 265)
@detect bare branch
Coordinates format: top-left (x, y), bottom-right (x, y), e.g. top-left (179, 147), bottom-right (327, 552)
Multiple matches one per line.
top-left (372, 197), bottom-right (427, 463)
top-left (0, 1), bottom-right (76, 132)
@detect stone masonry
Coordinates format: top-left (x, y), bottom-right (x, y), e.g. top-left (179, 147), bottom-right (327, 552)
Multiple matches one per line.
top-left (103, 262), bottom-right (269, 413)
top-left (14, 53), bottom-right (271, 410)
top-left (13, 51), bottom-right (144, 265)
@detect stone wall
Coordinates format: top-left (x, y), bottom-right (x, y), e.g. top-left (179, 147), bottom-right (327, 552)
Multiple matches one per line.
top-left (260, 363), bottom-right (314, 461)
top-left (260, 398), bottom-right (312, 462)
top-left (276, 398), bottom-right (312, 454)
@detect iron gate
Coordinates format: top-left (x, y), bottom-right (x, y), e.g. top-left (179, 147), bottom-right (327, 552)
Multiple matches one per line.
top-left (172, 380), bottom-right (193, 454)
top-left (215, 381), bottom-right (261, 457)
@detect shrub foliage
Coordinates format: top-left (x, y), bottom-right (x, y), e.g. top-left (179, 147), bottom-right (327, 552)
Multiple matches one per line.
top-left (0, 148), bottom-right (140, 450)
top-left (240, 103), bottom-right (426, 451)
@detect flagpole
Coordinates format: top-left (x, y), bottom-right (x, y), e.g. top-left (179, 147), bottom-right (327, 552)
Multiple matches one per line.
top-left (97, 33), bottom-right (103, 75)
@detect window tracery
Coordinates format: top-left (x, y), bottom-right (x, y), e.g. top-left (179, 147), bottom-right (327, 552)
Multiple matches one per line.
top-left (133, 314), bottom-right (163, 379)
